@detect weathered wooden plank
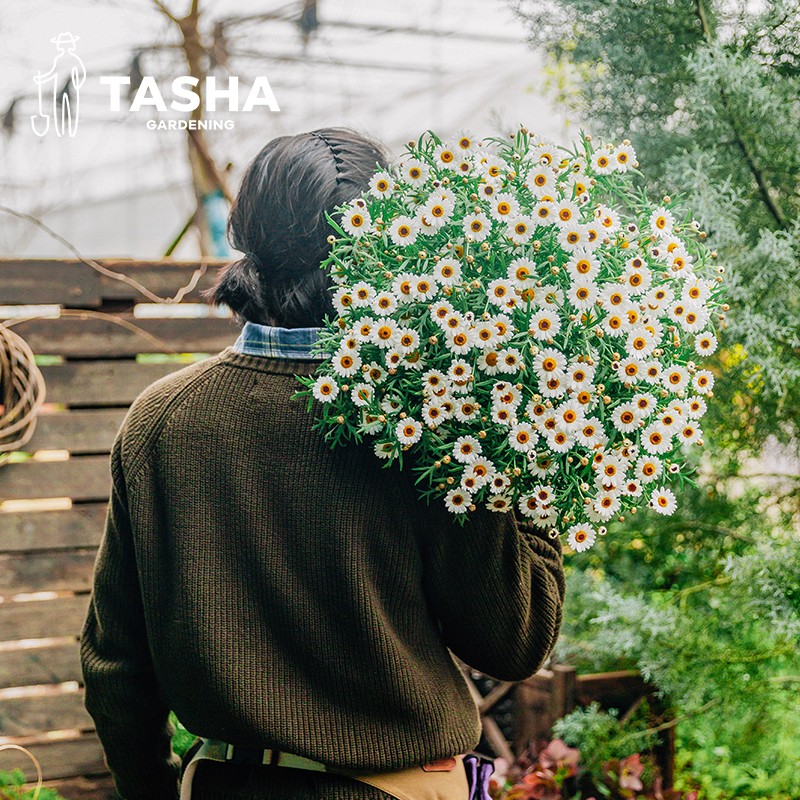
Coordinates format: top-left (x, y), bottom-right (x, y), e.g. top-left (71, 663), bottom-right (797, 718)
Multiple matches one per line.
top-left (0, 505), bottom-right (107, 553)
top-left (0, 258), bottom-right (226, 306)
top-left (36, 773), bottom-right (116, 800)
top-left (40, 361), bottom-right (192, 406)
top-left (0, 732), bottom-right (108, 781)
top-left (27, 410), bottom-right (126, 454)
top-left (10, 315), bottom-right (238, 357)
top-left (0, 642), bottom-right (82, 690)
top-left (0, 261), bottom-right (101, 307)
top-left (0, 550), bottom-right (97, 595)
top-left (0, 688), bottom-right (94, 737)
top-left (0, 595), bottom-right (91, 641)
top-left (0, 456), bottom-right (110, 503)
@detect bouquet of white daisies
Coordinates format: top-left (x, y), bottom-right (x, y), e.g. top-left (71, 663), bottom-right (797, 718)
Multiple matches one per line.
top-left (295, 127), bottom-right (726, 552)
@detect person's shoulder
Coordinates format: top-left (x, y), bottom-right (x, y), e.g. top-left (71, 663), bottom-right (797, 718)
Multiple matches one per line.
top-left (115, 351), bottom-right (229, 475)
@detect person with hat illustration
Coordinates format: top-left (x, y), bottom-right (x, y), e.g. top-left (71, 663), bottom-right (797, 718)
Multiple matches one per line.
top-left (32, 32), bottom-right (86, 138)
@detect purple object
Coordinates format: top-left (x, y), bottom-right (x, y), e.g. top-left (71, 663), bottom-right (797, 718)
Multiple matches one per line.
top-left (463, 753), bottom-right (495, 800)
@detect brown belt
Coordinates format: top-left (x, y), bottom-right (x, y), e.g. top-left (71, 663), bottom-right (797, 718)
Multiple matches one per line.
top-left (179, 738), bottom-right (468, 800)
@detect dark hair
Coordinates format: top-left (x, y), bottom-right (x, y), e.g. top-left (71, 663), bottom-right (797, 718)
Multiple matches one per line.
top-left (205, 127), bottom-right (389, 327)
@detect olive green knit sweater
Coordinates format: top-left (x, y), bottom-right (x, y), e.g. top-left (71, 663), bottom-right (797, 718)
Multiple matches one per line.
top-left (79, 347), bottom-right (565, 800)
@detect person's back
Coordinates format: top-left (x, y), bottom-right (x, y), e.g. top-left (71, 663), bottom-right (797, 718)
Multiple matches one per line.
top-left (79, 128), bottom-right (566, 800)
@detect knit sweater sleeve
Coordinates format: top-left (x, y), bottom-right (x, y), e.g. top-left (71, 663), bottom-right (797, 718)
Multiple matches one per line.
top-left (419, 499), bottom-right (566, 682)
top-left (79, 429), bottom-right (182, 800)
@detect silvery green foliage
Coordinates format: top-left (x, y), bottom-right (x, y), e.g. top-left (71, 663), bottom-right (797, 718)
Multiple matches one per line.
top-left (723, 540), bottom-right (800, 640)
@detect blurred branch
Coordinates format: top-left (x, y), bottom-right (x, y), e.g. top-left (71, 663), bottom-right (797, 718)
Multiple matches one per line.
top-left (152, 0), bottom-right (180, 24)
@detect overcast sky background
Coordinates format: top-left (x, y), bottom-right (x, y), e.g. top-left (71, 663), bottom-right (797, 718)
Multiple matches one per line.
top-left (0, 0), bottom-right (571, 258)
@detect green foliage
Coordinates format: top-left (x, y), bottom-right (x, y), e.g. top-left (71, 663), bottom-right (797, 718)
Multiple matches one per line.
top-left (169, 711), bottom-right (198, 758)
top-left (0, 768), bottom-right (65, 799)
top-left (552, 702), bottom-right (659, 781)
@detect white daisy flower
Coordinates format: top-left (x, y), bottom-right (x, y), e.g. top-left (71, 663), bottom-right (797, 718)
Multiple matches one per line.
top-left (396, 328), bottom-right (420, 354)
top-left (640, 360), bottom-right (663, 385)
top-left (463, 212), bottom-right (492, 242)
top-left (686, 396), bottom-right (708, 419)
top-left (477, 350), bottom-right (503, 375)
top-left (465, 458), bottom-right (496, 487)
top-left (631, 392), bottom-right (657, 417)
top-left (554, 200), bottom-right (581, 228)
top-left (642, 285), bottom-right (675, 313)
top-left (392, 273), bottom-right (416, 303)
top-left (453, 396), bottom-right (480, 423)
top-left (492, 313), bottom-right (516, 343)
top-left (422, 402), bottom-right (447, 428)
top-left (332, 287), bottom-right (354, 313)
top-left (533, 200), bottom-right (556, 225)
top-left (534, 347), bottom-right (567, 379)
top-left (567, 359), bottom-right (597, 388)
top-left (641, 423), bottom-right (673, 455)
top-left (576, 417), bottom-right (606, 448)
top-left (453, 435), bottom-right (482, 464)
top-left (374, 441), bottom-right (395, 460)
top-left (661, 365), bottom-right (691, 393)
top-left (445, 328), bottom-right (474, 355)
top-left (453, 129), bottom-right (478, 155)
top-left (489, 473), bottom-right (511, 494)
top-left (508, 422), bottom-right (538, 452)
top-left (528, 454), bottom-right (559, 478)
top-left (594, 204), bottom-right (621, 234)
top-left (677, 422), bottom-right (702, 444)
top-left (384, 349), bottom-right (403, 370)
top-left (486, 278), bottom-right (516, 308)
top-left (590, 148), bottom-right (614, 174)
top-left (490, 192), bottom-right (520, 222)
top-left (649, 486), bottom-right (677, 515)
top-left (331, 350), bottom-right (362, 377)
top-left (694, 331), bottom-right (718, 356)
top-left (558, 223), bottom-right (591, 251)
top-left (539, 373), bottom-right (568, 400)
top-left (525, 163), bottom-right (558, 197)
top-left (610, 403), bottom-right (641, 434)
top-left (507, 257), bottom-right (537, 286)
top-left (634, 455), bottom-right (662, 484)
top-left (567, 281), bottom-right (599, 311)
top-left (410, 275), bottom-right (438, 301)
top-left (395, 417), bottom-right (422, 446)
top-left (350, 383), bottom-right (374, 407)
top-left (389, 216), bottom-right (420, 247)
top-left (566, 251), bottom-right (600, 281)
top-left (622, 478), bottom-right (644, 498)
top-left (448, 359), bottom-right (473, 384)
top-left (311, 376), bottom-right (340, 403)
top-left (380, 395), bottom-right (402, 415)
top-left (371, 291), bottom-right (398, 316)
top-left (432, 142), bottom-right (458, 171)
top-left (444, 488), bottom-right (471, 515)
top-left (649, 207), bottom-right (674, 235)
top-left (529, 309), bottom-right (562, 341)
top-left (364, 362), bottom-right (387, 385)
top-left (434, 257), bottom-right (462, 286)
top-left (487, 494), bottom-right (513, 513)
top-left (507, 215), bottom-right (535, 245)
top-left (621, 266), bottom-right (652, 295)
top-left (613, 143), bottom-right (637, 172)
top-left (478, 154), bottom-right (509, 184)
top-left (496, 347), bottom-right (523, 374)
top-left (626, 326), bottom-right (659, 359)
top-left (350, 281), bottom-right (375, 308)
top-left (399, 157), bottom-right (430, 187)
top-left (544, 425), bottom-right (574, 453)
top-left (567, 523), bottom-right (597, 552)
top-left (419, 195), bottom-right (454, 230)
top-left (592, 490), bottom-right (621, 520)
top-left (372, 318), bottom-right (400, 349)
top-left (368, 171), bottom-right (395, 198)
top-left (341, 205), bottom-right (372, 237)
top-left (693, 370), bottom-right (714, 393)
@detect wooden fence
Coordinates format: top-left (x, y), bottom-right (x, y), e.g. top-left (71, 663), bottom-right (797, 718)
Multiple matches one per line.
top-left (0, 259), bottom-right (674, 796)
top-left (0, 258), bottom-right (232, 797)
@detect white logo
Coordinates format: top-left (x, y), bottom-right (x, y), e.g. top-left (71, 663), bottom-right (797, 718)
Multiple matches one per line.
top-left (31, 32), bottom-right (86, 138)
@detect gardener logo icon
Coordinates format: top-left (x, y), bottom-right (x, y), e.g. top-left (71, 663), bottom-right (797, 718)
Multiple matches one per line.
top-left (31, 32), bottom-right (86, 138)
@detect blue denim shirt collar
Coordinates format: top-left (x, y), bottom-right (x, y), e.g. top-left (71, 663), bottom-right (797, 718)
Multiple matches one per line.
top-left (232, 322), bottom-right (325, 360)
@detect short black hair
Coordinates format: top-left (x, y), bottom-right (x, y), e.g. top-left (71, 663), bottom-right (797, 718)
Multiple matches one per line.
top-left (205, 127), bottom-right (389, 327)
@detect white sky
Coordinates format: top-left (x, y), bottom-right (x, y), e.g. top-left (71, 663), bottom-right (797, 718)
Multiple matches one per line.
top-left (0, 0), bottom-right (573, 258)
